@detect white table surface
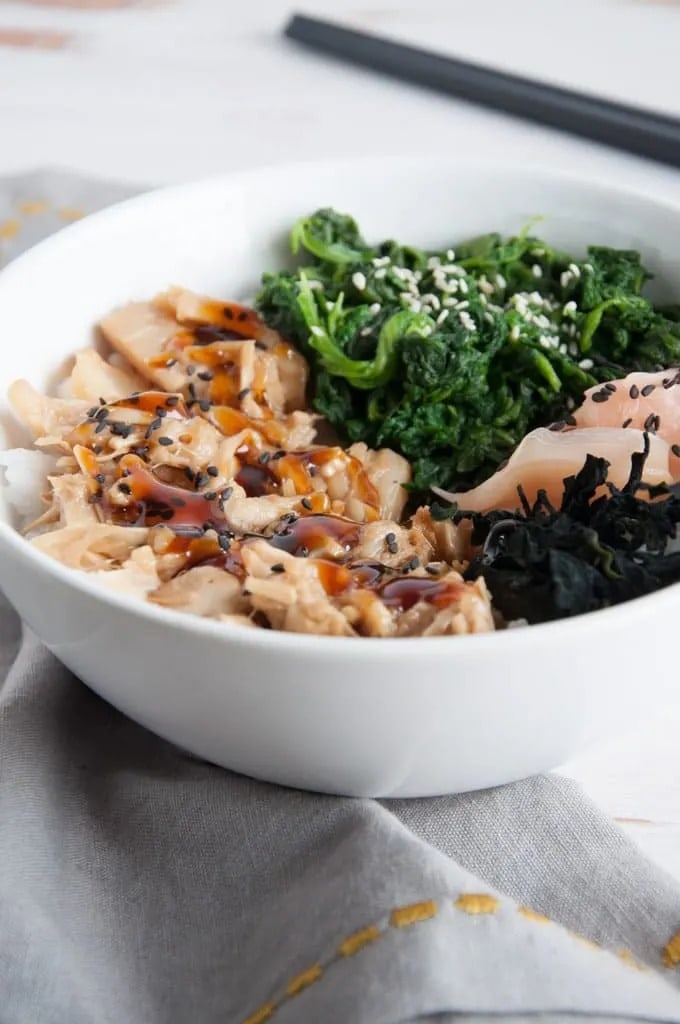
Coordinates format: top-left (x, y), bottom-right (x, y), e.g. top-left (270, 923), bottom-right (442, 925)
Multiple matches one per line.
top-left (1, 0), bottom-right (680, 880)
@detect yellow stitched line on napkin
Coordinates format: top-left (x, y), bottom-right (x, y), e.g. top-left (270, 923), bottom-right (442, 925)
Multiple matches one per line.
top-left (0, 198), bottom-right (87, 259)
top-left (455, 893), bottom-right (499, 915)
top-left (663, 930), bottom-right (680, 968)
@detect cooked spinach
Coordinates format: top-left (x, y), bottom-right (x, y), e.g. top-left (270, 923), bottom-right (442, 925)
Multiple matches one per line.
top-left (257, 209), bottom-right (680, 494)
top-left (433, 435), bottom-right (680, 623)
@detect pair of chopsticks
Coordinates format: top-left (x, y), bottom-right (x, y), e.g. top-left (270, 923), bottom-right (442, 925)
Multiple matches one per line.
top-left (285, 14), bottom-right (680, 170)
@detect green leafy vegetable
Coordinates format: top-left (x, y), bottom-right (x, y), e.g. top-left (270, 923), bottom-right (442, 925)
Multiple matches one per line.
top-left (257, 208), bottom-right (680, 494)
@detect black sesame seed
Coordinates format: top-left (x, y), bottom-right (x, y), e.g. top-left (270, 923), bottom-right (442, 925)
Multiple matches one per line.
top-left (564, 413), bottom-right (577, 427)
top-left (258, 451), bottom-right (271, 464)
top-left (187, 382), bottom-right (197, 400)
top-left (408, 557), bottom-right (420, 570)
top-left (308, 464), bottom-right (317, 477)
top-left (591, 391), bottom-right (609, 403)
top-left (654, 414), bottom-right (661, 432)
top-left (186, 364), bottom-right (195, 376)
top-left (202, 521), bottom-right (214, 531)
top-left (165, 358), bottom-right (177, 368)
top-left (604, 382), bottom-right (617, 393)
top-left (87, 406), bottom-right (98, 418)
top-left (94, 406), bottom-right (108, 421)
top-left (237, 387), bottom-right (250, 401)
top-left (548, 421), bottom-right (565, 432)
top-left (95, 473), bottom-right (106, 484)
top-left (95, 420), bottom-right (107, 434)
top-left (622, 418), bottom-right (632, 429)
top-left (224, 307), bottom-right (234, 320)
top-left (271, 563), bottom-right (285, 573)
top-left (301, 497), bottom-right (313, 511)
top-left (194, 472), bottom-right (209, 490)
top-left (206, 465), bottom-right (219, 477)
top-left (629, 384), bottom-right (640, 399)
top-left (672, 445), bottom-right (680, 458)
top-left (197, 371), bottom-right (214, 382)
top-left (87, 494), bottom-right (101, 505)
top-left (198, 400), bottom-right (211, 412)
top-left (158, 436), bottom-right (173, 446)
top-left (242, 588), bottom-right (252, 597)
top-left (99, 396), bottom-right (106, 406)
top-left (644, 413), bottom-right (657, 432)
top-left (184, 467), bottom-right (195, 482)
top-left (171, 497), bottom-right (186, 508)
top-left (155, 406), bottom-right (167, 418)
top-left (425, 564), bottom-right (440, 576)
top-left (641, 383), bottom-right (656, 397)
top-left (111, 422), bottom-right (132, 438)
top-left (204, 491), bottom-right (217, 501)
top-left (271, 450), bottom-right (286, 461)
top-left (160, 509), bottom-right (174, 521)
top-left (221, 486), bottom-right (234, 501)
top-left (166, 395), bottom-right (180, 407)
top-left (118, 482), bottom-right (132, 495)
top-left (255, 341), bottom-right (267, 351)
top-left (92, 444), bottom-right (103, 454)
top-left (299, 546), bottom-right (309, 557)
top-left (237, 311), bottom-right (249, 322)
top-left (218, 534), bottom-right (231, 551)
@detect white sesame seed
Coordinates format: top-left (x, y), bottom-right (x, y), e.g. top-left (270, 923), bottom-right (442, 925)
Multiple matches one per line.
top-left (352, 271), bottom-right (367, 291)
top-left (325, 300), bottom-right (334, 311)
top-left (456, 300), bottom-right (470, 311)
top-left (578, 358), bottom-right (594, 370)
top-left (566, 396), bottom-right (575, 410)
top-left (372, 256), bottom-right (391, 267)
top-left (583, 263), bottom-right (594, 273)
top-left (560, 271), bottom-right (573, 289)
top-left (510, 325), bottom-right (520, 341)
top-left (563, 300), bottom-right (577, 316)
top-left (532, 264), bottom-right (542, 278)
top-left (443, 297), bottom-right (458, 308)
top-left (306, 279), bottom-right (323, 290)
top-left (484, 311), bottom-right (495, 324)
top-left (360, 327), bottom-right (372, 336)
top-left (427, 256), bottom-right (441, 270)
top-left (436, 309), bottom-right (449, 325)
top-left (569, 324), bottom-right (577, 337)
top-left (539, 337), bottom-right (551, 349)
top-left (559, 343), bottom-right (568, 355)
top-left (374, 268), bottom-right (386, 280)
top-left (568, 262), bottom-right (581, 278)
top-left (459, 311), bottom-right (476, 331)
top-left (478, 277), bottom-right (495, 296)
top-left (446, 249), bottom-right (455, 261)
top-left (414, 271), bottom-right (423, 283)
top-left (568, 342), bottom-right (578, 356)
top-left (369, 302), bottom-right (381, 315)
top-left (495, 273), bottom-right (507, 290)
top-left (458, 279), bottom-right (469, 295)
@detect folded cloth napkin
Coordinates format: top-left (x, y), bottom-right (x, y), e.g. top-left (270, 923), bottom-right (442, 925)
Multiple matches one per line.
top-left (1, 171), bottom-right (680, 1024)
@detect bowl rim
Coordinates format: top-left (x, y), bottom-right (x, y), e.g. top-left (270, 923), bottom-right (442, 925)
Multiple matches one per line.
top-left (1, 154), bottom-right (680, 657)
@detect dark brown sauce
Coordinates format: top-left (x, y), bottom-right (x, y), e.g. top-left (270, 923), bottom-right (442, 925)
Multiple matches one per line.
top-left (110, 391), bottom-right (188, 418)
top-left (107, 455), bottom-right (228, 533)
top-left (267, 514), bottom-right (361, 557)
top-left (235, 463), bottom-right (278, 498)
top-left (377, 577), bottom-right (464, 612)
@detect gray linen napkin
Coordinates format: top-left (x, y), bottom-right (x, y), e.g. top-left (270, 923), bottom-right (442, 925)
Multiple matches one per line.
top-left (1, 171), bottom-right (680, 1024)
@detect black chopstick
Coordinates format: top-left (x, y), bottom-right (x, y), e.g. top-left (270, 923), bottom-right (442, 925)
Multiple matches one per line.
top-left (284, 14), bottom-right (680, 170)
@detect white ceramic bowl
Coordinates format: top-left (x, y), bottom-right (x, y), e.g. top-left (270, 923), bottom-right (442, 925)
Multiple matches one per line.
top-left (1, 158), bottom-right (679, 797)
